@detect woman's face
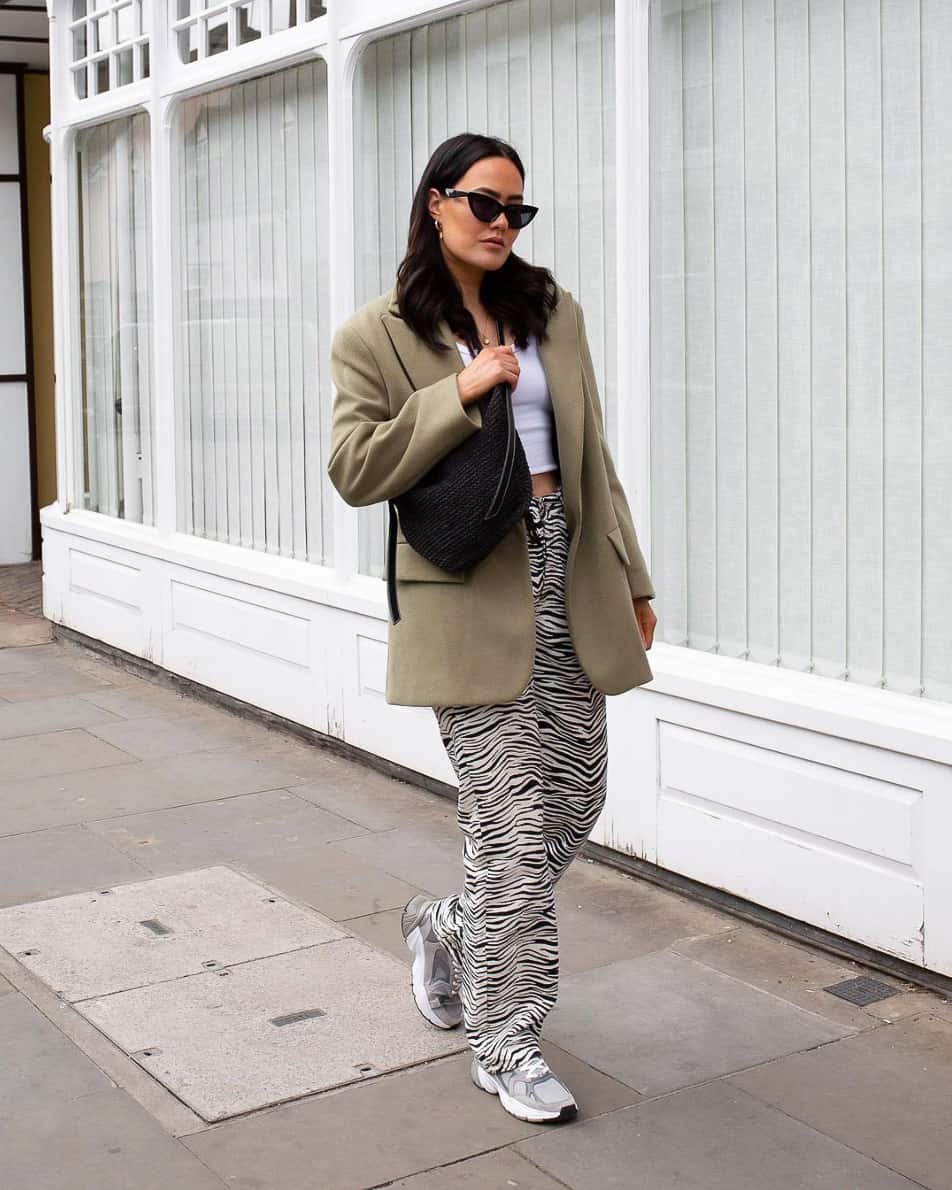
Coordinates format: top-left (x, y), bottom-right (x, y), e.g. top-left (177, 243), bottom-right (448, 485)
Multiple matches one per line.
top-left (428, 157), bottom-right (525, 272)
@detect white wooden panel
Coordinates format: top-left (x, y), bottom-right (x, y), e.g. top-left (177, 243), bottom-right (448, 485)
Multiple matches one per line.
top-left (658, 721), bottom-right (921, 866)
top-left (169, 580), bottom-right (310, 668)
top-left (656, 717), bottom-right (925, 964)
top-left (162, 573), bottom-right (324, 730)
top-left (659, 795), bottom-right (924, 963)
top-left (58, 542), bottom-right (150, 657)
top-left (69, 547), bottom-right (143, 609)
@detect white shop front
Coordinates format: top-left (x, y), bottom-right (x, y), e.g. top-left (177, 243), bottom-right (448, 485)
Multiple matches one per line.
top-left (40, 0), bottom-right (952, 979)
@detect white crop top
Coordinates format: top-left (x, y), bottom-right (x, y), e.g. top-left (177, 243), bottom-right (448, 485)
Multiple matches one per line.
top-left (456, 335), bottom-right (558, 475)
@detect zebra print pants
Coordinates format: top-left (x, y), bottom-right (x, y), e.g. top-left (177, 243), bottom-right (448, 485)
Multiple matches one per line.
top-left (429, 488), bottom-right (609, 1074)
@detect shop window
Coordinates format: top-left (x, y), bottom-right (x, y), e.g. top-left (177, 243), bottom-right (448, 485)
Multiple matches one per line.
top-left (70, 0), bottom-right (150, 99)
top-left (76, 114), bottom-right (154, 523)
top-left (174, 0), bottom-right (327, 63)
top-left (174, 60), bottom-right (333, 564)
top-left (648, 0), bottom-right (952, 702)
top-left (352, 0), bottom-right (616, 580)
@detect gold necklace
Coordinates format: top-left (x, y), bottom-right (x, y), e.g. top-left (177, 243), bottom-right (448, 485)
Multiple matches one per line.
top-left (475, 316), bottom-right (500, 346)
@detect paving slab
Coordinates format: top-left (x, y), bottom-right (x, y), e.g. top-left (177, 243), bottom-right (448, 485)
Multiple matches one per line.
top-left (732, 1012), bottom-right (952, 1189)
top-left (84, 788), bottom-right (370, 874)
top-left (1, 1087), bottom-right (228, 1190)
top-left (343, 906), bottom-right (411, 963)
top-left (81, 710), bottom-right (279, 760)
top-left (182, 1043), bottom-right (638, 1187)
top-left (77, 682), bottom-right (216, 720)
top-left (517, 1079), bottom-right (921, 1189)
top-left (0, 865), bottom-right (344, 999)
top-left (0, 748), bottom-right (319, 836)
top-left (0, 990), bottom-right (113, 1115)
top-left (238, 844), bottom-right (422, 922)
top-left (0, 643), bottom-right (77, 674)
top-left (0, 692), bottom-right (125, 740)
top-left (541, 950), bottom-right (852, 1093)
top-left (554, 860), bottom-right (735, 975)
top-left (0, 607), bottom-right (52, 647)
top-left (80, 937), bottom-right (471, 1121)
top-left (0, 727), bottom-right (136, 782)
top-left (0, 662), bottom-right (122, 702)
top-left (672, 924), bottom-right (902, 1030)
top-left (330, 822), bottom-right (464, 898)
top-left (0, 823), bottom-right (148, 907)
top-left (288, 759), bottom-right (457, 832)
top-left (390, 1148), bottom-right (569, 1188)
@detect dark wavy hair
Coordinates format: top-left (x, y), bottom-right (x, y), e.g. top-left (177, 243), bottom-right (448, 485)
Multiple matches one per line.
top-left (393, 133), bottom-right (560, 354)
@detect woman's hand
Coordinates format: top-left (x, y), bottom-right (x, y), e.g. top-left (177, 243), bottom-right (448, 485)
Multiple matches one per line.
top-left (633, 596), bottom-right (656, 650)
top-left (456, 343), bottom-right (520, 406)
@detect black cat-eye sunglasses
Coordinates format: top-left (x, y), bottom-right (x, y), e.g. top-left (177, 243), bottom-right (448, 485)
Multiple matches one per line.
top-left (439, 187), bottom-right (539, 229)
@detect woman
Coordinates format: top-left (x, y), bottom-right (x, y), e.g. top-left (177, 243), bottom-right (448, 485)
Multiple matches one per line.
top-left (328, 133), bottom-right (656, 1125)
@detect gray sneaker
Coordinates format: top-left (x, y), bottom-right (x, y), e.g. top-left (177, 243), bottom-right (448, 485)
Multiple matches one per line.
top-left (470, 1053), bottom-right (578, 1123)
top-left (400, 894), bottom-right (462, 1029)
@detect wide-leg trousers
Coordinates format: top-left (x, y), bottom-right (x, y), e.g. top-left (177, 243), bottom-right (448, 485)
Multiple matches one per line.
top-left (429, 488), bottom-right (609, 1074)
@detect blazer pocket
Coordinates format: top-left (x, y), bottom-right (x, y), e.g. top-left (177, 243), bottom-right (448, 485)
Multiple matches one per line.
top-left (395, 541), bottom-right (466, 582)
top-left (606, 524), bottom-right (632, 567)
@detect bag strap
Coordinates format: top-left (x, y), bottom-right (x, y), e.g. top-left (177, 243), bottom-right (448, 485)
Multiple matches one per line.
top-left (383, 315), bottom-right (506, 627)
top-left (386, 499), bottom-right (401, 625)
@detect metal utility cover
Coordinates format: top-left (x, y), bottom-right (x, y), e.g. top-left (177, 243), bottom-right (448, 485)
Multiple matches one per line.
top-left (78, 939), bottom-right (468, 1120)
top-left (823, 976), bottom-right (901, 1006)
top-left (0, 866), bottom-right (345, 1000)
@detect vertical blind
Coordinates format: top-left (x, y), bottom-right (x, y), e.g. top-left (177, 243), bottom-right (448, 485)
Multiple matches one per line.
top-left (353, 0), bottom-right (616, 579)
top-left (76, 114), bottom-right (154, 524)
top-left (176, 59), bottom-right (333, 563)
top-left (649, 0), bottom-right (952, 703)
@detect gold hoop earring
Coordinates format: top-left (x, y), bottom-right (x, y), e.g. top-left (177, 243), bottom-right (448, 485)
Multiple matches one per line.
top-left (435, 220), bottom-right (443, 241)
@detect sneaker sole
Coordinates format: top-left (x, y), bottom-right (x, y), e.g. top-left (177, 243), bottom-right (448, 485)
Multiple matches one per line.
top-left (471, 1061), bottom-right (577, 1124)
top-left (402, 921), bottom-right (460, 1030)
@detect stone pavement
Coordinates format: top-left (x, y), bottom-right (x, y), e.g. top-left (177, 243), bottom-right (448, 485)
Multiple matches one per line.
top-left (1, 564), bottom-right (952, 1189)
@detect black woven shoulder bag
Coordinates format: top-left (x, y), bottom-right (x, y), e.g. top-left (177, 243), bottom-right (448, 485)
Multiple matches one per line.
top-left (386, 317), bottom-right (532, 624)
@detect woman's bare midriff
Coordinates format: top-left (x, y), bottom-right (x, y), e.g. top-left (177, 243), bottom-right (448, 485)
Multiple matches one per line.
top-left (531, 469), bottom-right (561, 498)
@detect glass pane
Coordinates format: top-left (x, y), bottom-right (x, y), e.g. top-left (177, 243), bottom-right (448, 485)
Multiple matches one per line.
top-left (272, 0), bottom-right (297, 34)
top-left (236, 2), bottom-right (264, 45)
top-left (72, 0), bottom-right (87, 19)
top-left (73, 65), bottom-right (88, 99)
top-left (72, 24), bottom-right (88, 60)
top-left (305, 0), bottom-right (326, 19)
top-left (206, 12), bottom-right (229, 56)
top-left (94, 55), bottom-right (110, 93)
top-left (76, 114), bottom-right (154, 525)
top-left (141, 40), bottom-right (150, 78)
top-left (178, 25), bottom-right (199, 64)
top-left (117, 46), bottom-right (133, 86)
top-left (175, 61), bottom-right (333, 564)
top-left (647, 0), bottom-right (952, 703)
top-left (352, 0), bottom-right (615, 579)
top-left (95, 12), bottom-right (115, 50)
top-left (117, 3), bottom-right (135, 41)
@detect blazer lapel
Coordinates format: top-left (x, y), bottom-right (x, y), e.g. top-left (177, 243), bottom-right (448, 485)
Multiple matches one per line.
top-left (378, 286), bottom-right (584, 533)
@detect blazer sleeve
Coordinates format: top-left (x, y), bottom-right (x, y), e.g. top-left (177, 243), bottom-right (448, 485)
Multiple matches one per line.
top-left (574, 299), bottom-right (656, 601)
top-left (327, 319), bottom-right (483, 507)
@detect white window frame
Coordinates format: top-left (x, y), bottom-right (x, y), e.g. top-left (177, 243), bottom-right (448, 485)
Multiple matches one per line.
top-left (44, 0), bottom-right (952, 770)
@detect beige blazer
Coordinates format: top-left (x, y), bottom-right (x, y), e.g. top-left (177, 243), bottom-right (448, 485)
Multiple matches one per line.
top-left (327, 281), bottom-right (655, 706)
